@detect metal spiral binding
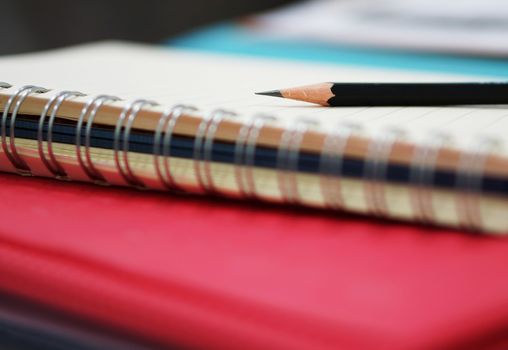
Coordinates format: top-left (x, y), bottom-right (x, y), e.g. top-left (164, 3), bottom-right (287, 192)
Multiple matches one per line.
top-left (153, 104), bottom-right (197, 189)
top-left (1, 85), bottom-right (50, 175)
top-left (319, 122), bottom-right (362, 210)
top-left (409, 131), bottom-right (452, 224)
top-left (113, 99), bottom-right (159, 187)
top-left (456, 136), bottom-right (501, 231)
top-left (193, 109), bottom-right (236, 192)
top-left (38, 90), bottom-right (86, 178)
top-left (0, 82), bottom-right (12, 89)
top-left (276, 119), bottom-right (317, 204)
top-left (234, 114), bottom-right (276, 198)
top-left (363, 128), bottom-right (405, 217)
top-left (76, 95), bottom-right (121, 183)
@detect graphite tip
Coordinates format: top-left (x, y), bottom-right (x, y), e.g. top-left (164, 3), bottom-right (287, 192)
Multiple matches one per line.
top-left (255, 90), bottom-right (283, 98)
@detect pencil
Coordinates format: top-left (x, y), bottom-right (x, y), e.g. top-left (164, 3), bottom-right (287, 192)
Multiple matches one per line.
top-left (255, 82), bottom-right (508, 106)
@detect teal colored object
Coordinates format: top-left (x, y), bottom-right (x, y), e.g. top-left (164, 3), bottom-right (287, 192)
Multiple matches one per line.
top-left (168, 23), bottom-right (508, 78)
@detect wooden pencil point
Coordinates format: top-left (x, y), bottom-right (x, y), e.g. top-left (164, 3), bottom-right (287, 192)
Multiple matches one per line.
top-left (256, 83), bottom-right (334, 106)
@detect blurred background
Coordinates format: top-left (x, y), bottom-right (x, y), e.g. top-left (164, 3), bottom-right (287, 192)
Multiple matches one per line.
top-left (2, 0), bottom-right (508, 57)
top-left (0, 0), bottom-right (293, 55)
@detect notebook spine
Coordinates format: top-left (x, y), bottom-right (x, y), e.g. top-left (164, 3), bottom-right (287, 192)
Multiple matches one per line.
top-left (0, 83), bottom-right (503, 232)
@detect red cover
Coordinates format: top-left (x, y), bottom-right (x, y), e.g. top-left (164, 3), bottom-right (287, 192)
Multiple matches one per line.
top-left (0, 173), bottom-right (508, 349)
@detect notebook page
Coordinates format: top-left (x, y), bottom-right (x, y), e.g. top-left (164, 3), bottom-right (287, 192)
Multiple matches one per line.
top-left (0, 41), bottom-right (506, 151)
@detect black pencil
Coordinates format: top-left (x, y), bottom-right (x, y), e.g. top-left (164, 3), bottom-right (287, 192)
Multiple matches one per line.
top-left (255, 82), bottom-right (508, 106)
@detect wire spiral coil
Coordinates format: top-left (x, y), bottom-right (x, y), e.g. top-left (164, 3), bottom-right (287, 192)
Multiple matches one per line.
top-left (193, 109), bottom-right (236, 192)
top-left (1, 85), bottom-right (50, 175)
top-left (39, 90), bottom-right (86, 178)
top-left (456, 136), bottom-right (502, 231)
top-left (409, 132), bottom-right (452, 224)
top-left (320, 122), bottom-right (362, 210)
top-left (276, 119), bottom-right (318, 204)
top-left (363, 128), bottom-right (406, 217)
top-left (76, 95), bottom-right (121, 183)
top-left (234, 114), bottom-right (276, 198)
top-left (153, 105), bottom-right (196, 189)
top-left (113, 99), bottom-right (159, 187)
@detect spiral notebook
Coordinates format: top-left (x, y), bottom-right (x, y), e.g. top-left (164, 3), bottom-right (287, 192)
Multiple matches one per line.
top-left (1, 41), bottom-right (508, 233)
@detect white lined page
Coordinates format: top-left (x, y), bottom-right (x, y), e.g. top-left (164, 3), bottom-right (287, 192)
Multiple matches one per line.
top-left (0, 41), bottom-right (507, 150)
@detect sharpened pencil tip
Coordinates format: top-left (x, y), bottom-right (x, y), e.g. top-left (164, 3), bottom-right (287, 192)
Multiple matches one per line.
top-left (255, 90), bottom-right (283, 98)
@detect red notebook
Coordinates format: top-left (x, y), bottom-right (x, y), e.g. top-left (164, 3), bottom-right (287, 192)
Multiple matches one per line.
top-left (1, 173), bottom-right (508, 349)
